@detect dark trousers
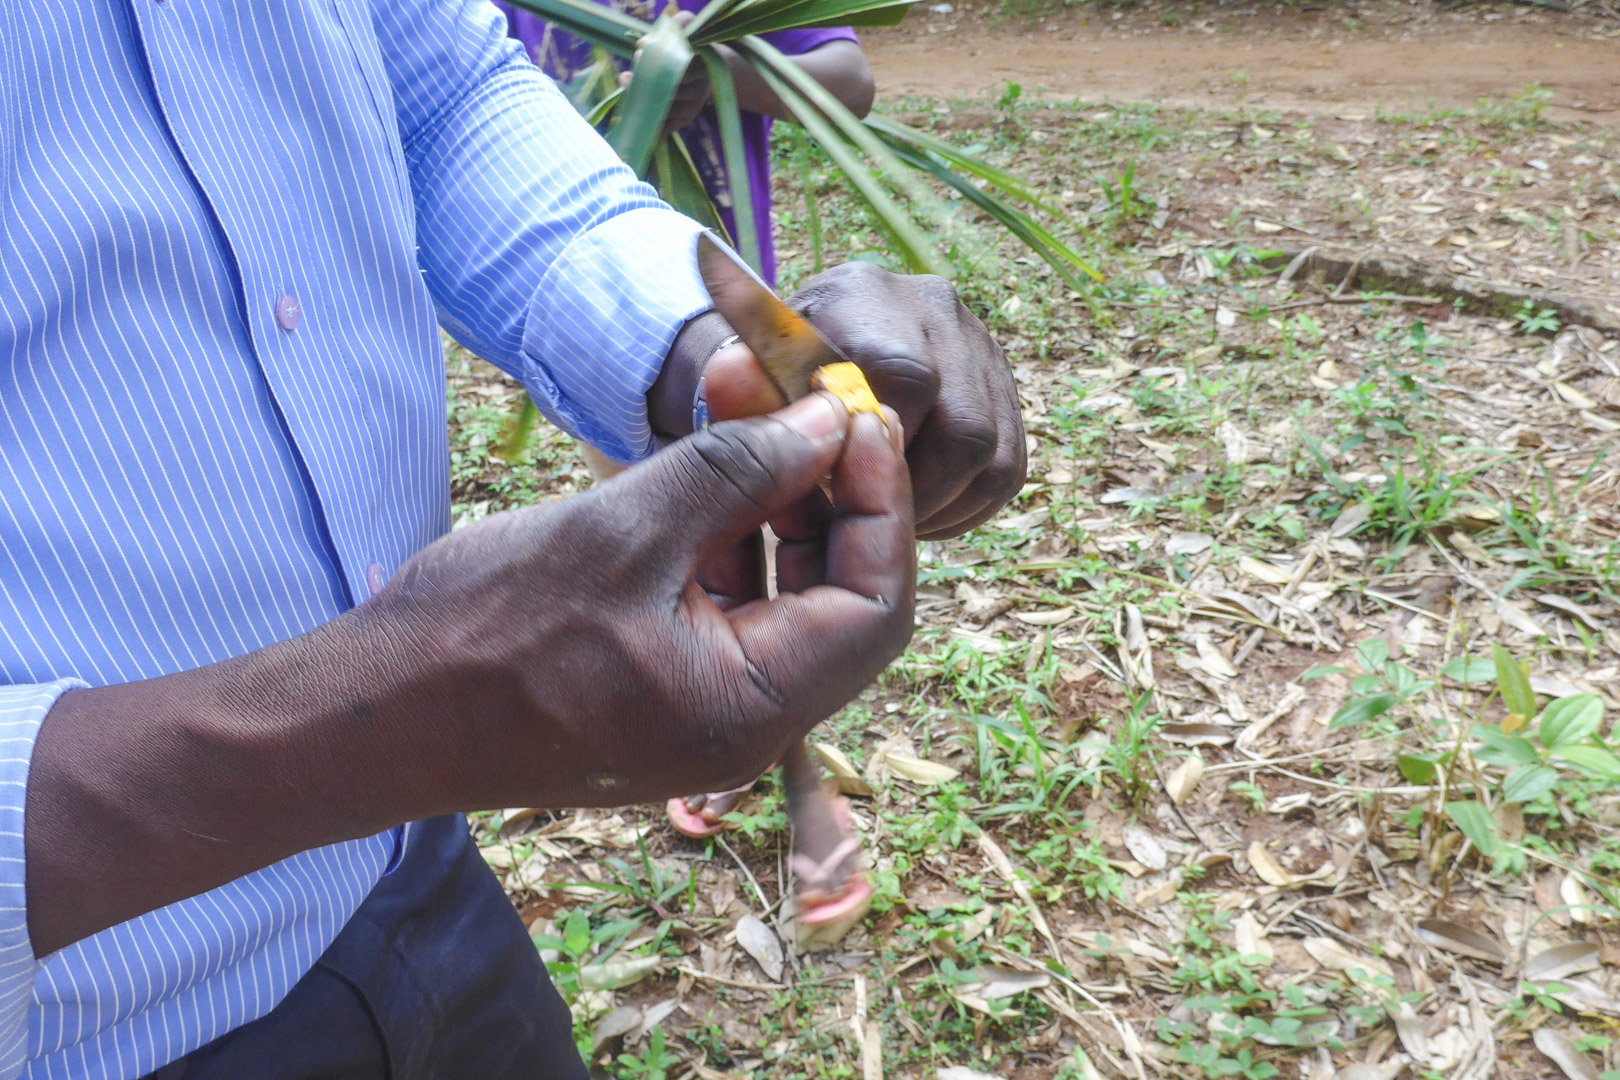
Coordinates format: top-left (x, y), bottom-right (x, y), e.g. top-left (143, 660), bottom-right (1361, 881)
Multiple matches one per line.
top-left (146, 815), bottom-right (588, 1080)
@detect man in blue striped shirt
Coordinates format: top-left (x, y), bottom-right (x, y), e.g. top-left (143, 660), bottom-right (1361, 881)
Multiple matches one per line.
top-left (1, 2), bottom-right (1024, 1077)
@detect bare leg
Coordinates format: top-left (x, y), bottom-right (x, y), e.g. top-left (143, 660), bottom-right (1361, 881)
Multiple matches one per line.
top-left (780, 740), bottom-right (864, 910)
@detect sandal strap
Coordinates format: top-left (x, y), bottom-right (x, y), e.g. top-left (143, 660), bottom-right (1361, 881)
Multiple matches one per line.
top-left (790, 836), bottom-right (860, 891)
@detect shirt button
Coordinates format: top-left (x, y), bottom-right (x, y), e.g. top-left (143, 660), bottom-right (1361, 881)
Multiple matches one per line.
top-left (274, 295), bottom-right (302, 332)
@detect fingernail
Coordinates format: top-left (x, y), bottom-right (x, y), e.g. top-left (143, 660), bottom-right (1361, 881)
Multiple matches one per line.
top-left (880, 405), bottom-right (904, 451)
top-left (780, 392), bottom-right (846, 445)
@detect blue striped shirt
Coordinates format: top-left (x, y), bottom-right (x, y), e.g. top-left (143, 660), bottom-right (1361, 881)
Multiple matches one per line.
top-left (0, 1), bottom-right (709, 1075)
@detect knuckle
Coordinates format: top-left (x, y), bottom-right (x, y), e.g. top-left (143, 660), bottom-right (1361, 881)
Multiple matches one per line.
top-left (680, 424), bottom-right (776, 514)
top-left (792, 260), bottom-right (885, 315)
top-left (867, 353), bottom-right (939, 402)
top-left (914, 273), bottom-right (959, 308)
top-left (838, 259), bottom-right (887, 284)
top-left (946, 414), bottom-right (998, 474)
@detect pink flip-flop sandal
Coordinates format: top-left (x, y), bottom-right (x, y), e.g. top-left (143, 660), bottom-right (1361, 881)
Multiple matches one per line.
top-left (791, 840), bottom-right (874, 926)
top-left (790, 796), bottom-right (873, 928)
top-left (665, 786), bottom-right (752, 840)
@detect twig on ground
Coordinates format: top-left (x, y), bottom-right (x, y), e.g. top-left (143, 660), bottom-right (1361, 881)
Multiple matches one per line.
top-left (676, 965), bottom-right (788, 992)
top-left (1232, 544), bottom-right (1321, 669)
top-left (1333, 254), bottom-right (1365, 298)
top-left (715, 834), bottom-right (774, 914)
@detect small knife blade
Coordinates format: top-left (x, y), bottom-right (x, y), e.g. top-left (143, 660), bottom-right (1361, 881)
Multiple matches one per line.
top-left (696, 233), bottom-right (848, 403)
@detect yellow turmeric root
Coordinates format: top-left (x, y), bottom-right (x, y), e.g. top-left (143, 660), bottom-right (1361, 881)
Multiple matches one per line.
top-left (809, 362), bottom-right (883, 420)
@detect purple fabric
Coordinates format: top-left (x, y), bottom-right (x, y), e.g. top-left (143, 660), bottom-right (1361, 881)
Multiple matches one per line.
top-left (494, 0), bottom-right (856, 286)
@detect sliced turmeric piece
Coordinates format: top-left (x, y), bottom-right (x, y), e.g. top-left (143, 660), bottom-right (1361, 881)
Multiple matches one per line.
top-left (809, 362), bottom-right (883, 419)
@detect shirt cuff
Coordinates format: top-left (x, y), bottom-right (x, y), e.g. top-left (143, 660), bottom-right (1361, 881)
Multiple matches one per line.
top-left (518, 207), bottom-right (712, 465)
top-left (0, 678), bottom-right (86, 1077)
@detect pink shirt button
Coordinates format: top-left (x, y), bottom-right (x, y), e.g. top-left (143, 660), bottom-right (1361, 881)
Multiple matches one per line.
top-left (274, 294), bottom-right (301, 332)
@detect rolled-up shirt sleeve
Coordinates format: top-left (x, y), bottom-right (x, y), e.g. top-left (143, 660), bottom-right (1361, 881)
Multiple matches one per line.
top-left (0, 679), bottom-right (84, 1076)
top-left (370, 0), bottom-right (711, 464)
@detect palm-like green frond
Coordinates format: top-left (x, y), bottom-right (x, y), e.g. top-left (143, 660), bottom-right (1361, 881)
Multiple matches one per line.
top-left (495, 0), bottom-right (1098, 455)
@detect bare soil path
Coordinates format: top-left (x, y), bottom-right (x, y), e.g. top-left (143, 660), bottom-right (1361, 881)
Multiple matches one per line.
top-left (863, 1), bottom-right (1620, 125)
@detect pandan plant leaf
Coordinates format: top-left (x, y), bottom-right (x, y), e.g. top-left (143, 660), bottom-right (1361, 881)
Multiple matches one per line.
top-left (735, 34), bottom-right (949, 274)
top-left (489, 0), bottom-right (1101, 458)
top-left (864, 114), bottom-right (1060, 215)
top-left (699, 51), bottom-right (762, 272)
top-left (693, 0), bottom-right (917, 40)
top-left (743, 51), bottom-right (943, 275)
top-left (879, 134), bottom-right (1100, 290)
top-left (502, 0), bottom-right (642, 54)
top-left (652, 136), bottom-right (730, 237)
top-left (604, 14), bottom-right (693, 176)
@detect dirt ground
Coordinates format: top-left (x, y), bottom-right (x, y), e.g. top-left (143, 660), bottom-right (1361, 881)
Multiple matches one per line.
top-left (862, 0), bottom-right (1620, 126)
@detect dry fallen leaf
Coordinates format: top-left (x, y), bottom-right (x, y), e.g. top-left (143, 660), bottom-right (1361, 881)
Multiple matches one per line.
top-left (1534, 1027), bottom-right (1602, 1080)
top-left (882, 752), bottom-right (959, 786)
top-left (947, 990), bottom-right (1023, 1018)
top-left (1302, 936), bottom-right (1393, 980)
top-left (591, 1005), bottom-right (645, 1051)
top-left (1100, 485), bottom-right (1157, 505)
top-left (579, 953), bottom-right (662, 992)
top-left (735, 914), bottom-right (784, 981)
top-left (1331, 502), bottom-right (1372, 538)
top-left (962, 964), bottom-right (1050, 1000)
top-left (1240, 555), bottom-right (1293, 586)
top-left (1332, 1061), bottom-right (1407, 1080)
top-left (1527, 941), bottom-right (1601, 983)
top-left (1160, 722), bottom-right (1237, 746)
top-left (1563, 873), bottom-right (1596, 924)
top-left (1248, 841), bottom-right (1295, 887)
top-left (1234, 910), bottom-right (1273, 961)
top-left (939, 1068), bottom-right (1006, 1080)
top-left (958, 907), bottom-right (995, 943)
top-left (1495, 599), bottom-right (1548, 638)
top-left (1011, 606), bottom-right (1074, 626)
top-left (1166, 752), bottom-right (1205, 806)
top-left (1388, 1002), bottom-right (1428, 1062)
top-left (1413, 918), bottom-right (1504, 963)
top-left (1166, 531), bottom-right (1214, 555)
top-left (1553, 381), bottom-right (1600, 410)
top-left (1126, 937), bottom-right (1174, 964)
top-left (1536, 593), bottom-right (1604, 631)
top-left (977, 833), bottom-right (1018, 882)
top-left (1195, 636), bottom-right (1239, 680)
top-left (815, 743), bottom-right (875, 797)
top-left (1448, 530), bottom-right (1494, 565)
top-left (1123, 825), bottom-right (1169, 871)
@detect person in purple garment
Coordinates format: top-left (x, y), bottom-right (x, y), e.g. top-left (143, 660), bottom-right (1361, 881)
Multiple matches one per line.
top-left (492, 0), bottom-right (877, 929)
top-left (495, 0), bottom-right (872, 287)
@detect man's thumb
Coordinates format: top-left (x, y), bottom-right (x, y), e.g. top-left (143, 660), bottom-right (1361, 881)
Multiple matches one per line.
top-left (626, 393), bottom-right (849, 561)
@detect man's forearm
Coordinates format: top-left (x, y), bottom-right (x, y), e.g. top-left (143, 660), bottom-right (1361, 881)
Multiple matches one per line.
top-left (725, 41), bottom-right (874, 124)
top-left (23, 605), bottom-right (496, 957)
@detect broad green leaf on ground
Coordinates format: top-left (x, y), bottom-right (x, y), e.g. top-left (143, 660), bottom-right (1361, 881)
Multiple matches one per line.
top-left (1329, 692), bottom-right (1398, 730)
top-left (1493, 643), bottom-right (1538, 725)
top-left (1397, 754), bottom-right (1438, 785)
top-left (1503, 764), bottom-right (1559, 804)
top-left (1474, 726), bottom-right (1540, 768)
top-left (1539, 694), bottom-right (1604, 750)
top-left (1445, 801), bottom-right (1501, 857)
top-left (1552, 745), bottom-right (1620, 782)
top-left (1442, 656), bottom-right (1497, 685)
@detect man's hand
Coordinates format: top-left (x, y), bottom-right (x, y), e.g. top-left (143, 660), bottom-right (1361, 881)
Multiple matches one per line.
top-left (654, 264), bottom-right (1026, 541)
top-left (621, 12), bottom-right (715, 136)
top-left (26, 396), bottom-right (913, 955)
top-left (622, 13), bottom-right (872, 136)
top-left (372, 395), bottom-right (914, 808)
